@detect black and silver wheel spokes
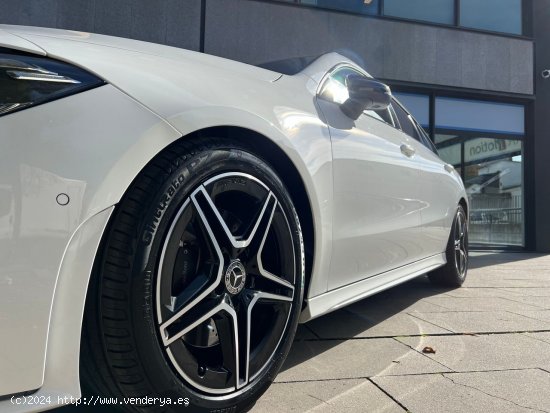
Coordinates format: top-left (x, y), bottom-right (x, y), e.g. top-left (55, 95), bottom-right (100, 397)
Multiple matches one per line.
top-left (156, 173), bottom-right (295, 395)
top-left (454, 212), bottom-right (468, 277)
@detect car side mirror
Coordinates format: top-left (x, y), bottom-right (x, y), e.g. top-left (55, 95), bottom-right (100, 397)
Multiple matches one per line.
top-left (340, 74), bottom-right (391, 120)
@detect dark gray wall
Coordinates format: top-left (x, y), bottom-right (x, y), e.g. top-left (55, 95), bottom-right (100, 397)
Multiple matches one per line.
top-left (0, 0), bottom-right (202, 51)
top-left (534, 0), bottom-right (550, 252)
top-left (205, 0), bottom-right (534, 95)
top-left (0, 0), bottom-right (534, 95)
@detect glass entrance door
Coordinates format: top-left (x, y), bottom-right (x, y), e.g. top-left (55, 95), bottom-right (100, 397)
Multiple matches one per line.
top-left (435, 134), bottom-right (524, 246)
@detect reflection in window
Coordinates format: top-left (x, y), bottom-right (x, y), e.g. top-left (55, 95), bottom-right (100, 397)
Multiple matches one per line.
top-left (436, 97), bottom-right (525, 135)
top-left (392, 100), bottom-right (420, 140)
top-left (394, 93), bottom-right (430, 127)
top-left (460, 0), bottom-right (522, 35)
top-left (384, 0), bottom-right (454, 24)
top-left (299, 0), bottom-right (379, 15)
top-left (365, 109), bottom-right (393, 126)
top-left (435, 134), bottom-right (524, 246)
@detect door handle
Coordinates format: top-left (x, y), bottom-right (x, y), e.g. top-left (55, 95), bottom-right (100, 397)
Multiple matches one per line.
top-left (400, 143), bottom-right (416, 158)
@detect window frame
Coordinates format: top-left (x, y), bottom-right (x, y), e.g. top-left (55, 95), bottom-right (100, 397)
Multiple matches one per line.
top-left (270, 0), bottom-right (530, 38)
top-left (391, 98), bottom-right (422, 140)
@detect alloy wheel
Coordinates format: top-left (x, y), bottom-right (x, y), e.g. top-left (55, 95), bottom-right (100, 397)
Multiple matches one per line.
top-left (155, 172), bottom-right (296, 395)
top-left (454, 210), bottom-right (468, 277)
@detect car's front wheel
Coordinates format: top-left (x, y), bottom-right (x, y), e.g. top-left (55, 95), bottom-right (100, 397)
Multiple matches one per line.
top-left (82, 138), bottom-right (305, 412)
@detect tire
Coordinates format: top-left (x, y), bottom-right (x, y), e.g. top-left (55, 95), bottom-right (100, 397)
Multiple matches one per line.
top-left (428, 205), bottom-right (469, 288)
top-left (81, 138), bottom-right (305, 413)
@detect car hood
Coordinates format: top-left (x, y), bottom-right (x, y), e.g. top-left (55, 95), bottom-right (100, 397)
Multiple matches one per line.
top-left (0, 25), bottom-right (282, 121)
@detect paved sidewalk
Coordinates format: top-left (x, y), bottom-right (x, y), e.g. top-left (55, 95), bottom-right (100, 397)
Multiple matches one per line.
top-left (252, 252), bottom-right (550, 413)
top-left (58, 252), bottom-right (550, 412)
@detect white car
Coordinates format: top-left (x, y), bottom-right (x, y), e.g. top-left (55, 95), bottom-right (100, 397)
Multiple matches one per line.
top-left (0, 25), bottom-right (468, 413)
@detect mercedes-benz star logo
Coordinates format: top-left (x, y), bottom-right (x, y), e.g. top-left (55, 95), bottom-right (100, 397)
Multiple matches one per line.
top-left (224, 259), bottom-right (247, 295)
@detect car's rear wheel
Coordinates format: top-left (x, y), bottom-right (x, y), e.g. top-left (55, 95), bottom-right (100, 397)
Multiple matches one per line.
top-left (81, 138), bottom-right (305, 412)
top-left (428, 205), bottom-right (468, 287)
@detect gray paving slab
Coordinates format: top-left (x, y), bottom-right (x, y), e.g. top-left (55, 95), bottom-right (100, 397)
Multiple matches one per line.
top-left (502, 287), bottom-right (550, 296)
top-left (524, 331), bottom-right (550, 345)
top-left (251, 379), bottom-right (403, 413)
top-left (441, 287), bottom-right (525, 298)
top-left (345, 291), bottom-right (451, 316)
top-left (276, 338), bottom-right (450, 383)
top-left (468, 252), bottom-right (548, 268)
top-left (423, 296), bottom-right (542, 312)
top-left (397, 332), bottom-right (550, 372)
top-left (373, 369), bottom-right (550, 413)
top-left (463, 277), bottom-right (550, 288)
top-left (306, 309), bottom-right (451, 339)
top-left (55, 253), bottom-right (550, 413)
top-left (294, 324), bottom-right (318, 340)
top-left (410, 310), bottom-right (550, 333)
top-left (509, 310), bottom-right (550, 323)
top-left (498, 295), bottom-right (550, 309)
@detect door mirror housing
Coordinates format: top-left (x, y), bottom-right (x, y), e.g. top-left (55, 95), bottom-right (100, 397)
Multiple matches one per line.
top-left (340, 74), bottom-right (391, 120)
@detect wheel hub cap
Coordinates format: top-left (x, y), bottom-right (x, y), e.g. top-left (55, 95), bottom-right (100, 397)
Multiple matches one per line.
top-left (224, 259), bottom-right (246, 295)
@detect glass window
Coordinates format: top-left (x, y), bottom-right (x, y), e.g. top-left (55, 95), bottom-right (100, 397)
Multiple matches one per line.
top-left (436, 97), bottom-right (525, 135)
top-left (460, 0), bottom-right (522, 35)
top-left (384, 0), bottom-right (454, 24)
top-left (414, 119), bottom-right (437, 153)
top-left (299, 0), bottom-right (379, 15)
top-left (392, 100), bottom-right (421, 140)
top-left (365, 108), bottom-right (394, 126)
top-left (393, 93), bottom-right (430, 127)
top-left (435, 134), bottom-right (524, 247)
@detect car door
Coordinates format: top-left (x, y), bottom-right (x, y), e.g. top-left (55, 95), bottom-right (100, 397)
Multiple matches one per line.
top-left (317, 66), bottom-right (425, 290)
top-left (399, 107), bottom-right (462, 256)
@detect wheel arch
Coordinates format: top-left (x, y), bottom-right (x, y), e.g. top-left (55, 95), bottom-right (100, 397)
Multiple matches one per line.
top-left (77, 127), bottom-right (317, 398)
top-left (166, 126), bottom-right (316, 301)
top-left (84, 124), bottom-right (318, 327)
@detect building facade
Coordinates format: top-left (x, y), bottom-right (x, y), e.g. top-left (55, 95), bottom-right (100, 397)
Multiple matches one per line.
top-left (1, 0), bottom-right (548, 251)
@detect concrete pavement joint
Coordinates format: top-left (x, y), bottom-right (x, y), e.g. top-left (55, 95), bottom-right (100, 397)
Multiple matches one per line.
top-left (441, 373), bottom-right (550, 413)
top-left (390, 336), bottom-right (455, 373)
top-left (376, 367), bottom-right (543, 378)
top-left (497, 296), bottom-right (550, 310)
top-left (406, 311), bottom-right (455, 331)
top-left (505, 311), bottom-right (550, 327)
top-left (299, 329), bottom-right (550, 342)
top-left (367, 377), bottom-right (409, 412)
top-left (304, 392), bottom-right (331, 407)
top-left (275, 368), bottom-right (542, 384)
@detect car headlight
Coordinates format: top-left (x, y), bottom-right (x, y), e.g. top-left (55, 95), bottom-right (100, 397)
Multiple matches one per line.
top-left (0, 51), bottom-right (104, 116)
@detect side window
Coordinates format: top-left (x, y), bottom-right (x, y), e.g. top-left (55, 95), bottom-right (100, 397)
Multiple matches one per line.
top-left (392, 99), bottom-right (421, 141)
top-left (365, 108), bottom-right (394, 127)
top-left (0, 50), bottom-right (103, 117)
top-left (414, 120), bottom-right (439, 154)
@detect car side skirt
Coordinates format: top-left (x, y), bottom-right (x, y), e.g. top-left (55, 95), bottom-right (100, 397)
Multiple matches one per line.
top-left (300, 253), bottom-right (446, 323)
